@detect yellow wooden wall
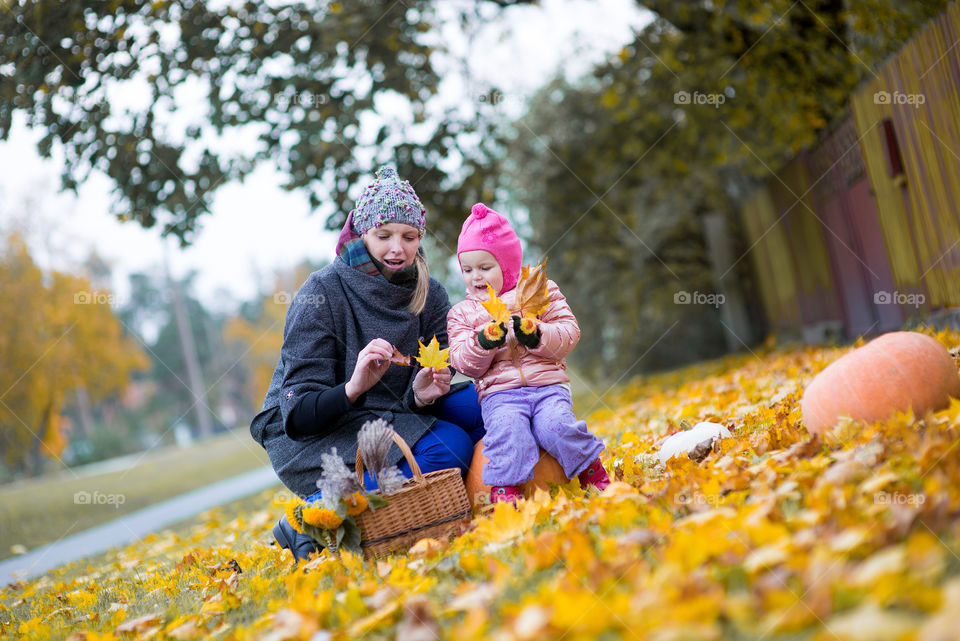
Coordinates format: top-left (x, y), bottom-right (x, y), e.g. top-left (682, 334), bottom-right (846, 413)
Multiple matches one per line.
top-left (742, 1), bottom-right (960, 331)
top-left (739, 187), bottom-right (800, 327)
top-left (851, 2), bottom-right (960, 307)
top-left (773, 157), bottom-right (835, 296)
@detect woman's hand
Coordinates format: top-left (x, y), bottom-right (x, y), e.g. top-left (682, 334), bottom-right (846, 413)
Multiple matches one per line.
top-left (345, 338), bottom-right (394, 403)
top-left (412, 366), bottom-right (452, 407)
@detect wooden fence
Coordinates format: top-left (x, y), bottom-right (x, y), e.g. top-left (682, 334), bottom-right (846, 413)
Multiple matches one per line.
top-left (738, 2), bottom-right (960, 340)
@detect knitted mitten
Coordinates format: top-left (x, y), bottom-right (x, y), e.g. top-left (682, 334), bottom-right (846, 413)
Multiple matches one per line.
top-left (512, 315), bottom-right (541, 349)
top-left (477, 322), bottom-right (507, 350)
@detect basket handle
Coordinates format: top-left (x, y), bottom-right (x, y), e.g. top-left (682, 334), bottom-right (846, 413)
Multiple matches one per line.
top-left (356, 431), bottom-right (424, 490)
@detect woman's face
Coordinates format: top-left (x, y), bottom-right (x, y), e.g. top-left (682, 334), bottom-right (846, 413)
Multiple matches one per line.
top-left (362, 223), bottom-right (421, 270)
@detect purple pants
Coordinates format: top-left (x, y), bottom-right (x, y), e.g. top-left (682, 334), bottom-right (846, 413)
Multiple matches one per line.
top-left (480, 384), bottom-right (605, 486)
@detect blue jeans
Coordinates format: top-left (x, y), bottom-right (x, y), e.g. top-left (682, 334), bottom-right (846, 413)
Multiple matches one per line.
top-left (306, 384), bottom-right (485, 500)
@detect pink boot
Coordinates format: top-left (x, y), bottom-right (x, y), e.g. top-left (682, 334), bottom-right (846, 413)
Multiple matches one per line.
top-left (578, 459), bottom-right (611, 491)
top-left (490, 485), bottom-right (523, 505)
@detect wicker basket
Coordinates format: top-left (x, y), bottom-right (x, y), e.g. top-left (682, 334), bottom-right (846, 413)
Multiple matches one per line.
top-left (354, 432), bottom-right (471, 559)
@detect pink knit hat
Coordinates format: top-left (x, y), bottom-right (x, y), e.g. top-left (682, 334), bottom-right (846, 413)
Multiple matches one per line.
top-left (457, 203), bottom-right (523, 294)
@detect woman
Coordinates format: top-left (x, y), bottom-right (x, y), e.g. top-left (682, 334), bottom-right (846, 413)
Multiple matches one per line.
top-left (250, 166), bottom-right (485, 561)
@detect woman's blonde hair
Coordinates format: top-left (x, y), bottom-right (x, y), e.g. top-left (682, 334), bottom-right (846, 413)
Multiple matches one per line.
top-left (408, 252), bottom-right (429, 315)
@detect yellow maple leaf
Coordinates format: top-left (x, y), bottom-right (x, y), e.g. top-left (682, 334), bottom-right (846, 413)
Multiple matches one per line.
top-left (415, 336), bottom-right (450, 370)
top-left (480, 284), bottom-right (511, 325)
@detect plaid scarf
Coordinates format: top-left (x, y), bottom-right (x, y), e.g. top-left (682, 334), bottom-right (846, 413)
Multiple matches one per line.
top-left (339, 236), bottom-right (384, 279)
top-left (336, 211), bottom-right (385, 279)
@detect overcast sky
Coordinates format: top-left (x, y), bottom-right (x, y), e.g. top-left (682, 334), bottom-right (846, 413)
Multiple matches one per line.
top-left (0, 0), bottom-right (650, 311)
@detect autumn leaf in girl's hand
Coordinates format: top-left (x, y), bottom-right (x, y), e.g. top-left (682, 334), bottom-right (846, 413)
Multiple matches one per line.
top-left (389, 347), bottom-right (411, 366)
top-left (515, 259), bottom-right (551, 318)
top-left (416, 336), bottom-right (450, 370)
top-left (481, 284), bottom-right (511, 325)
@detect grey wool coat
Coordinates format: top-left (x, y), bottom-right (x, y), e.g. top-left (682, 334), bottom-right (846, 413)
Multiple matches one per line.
top-left (250, 257), bottom-right (456, 497)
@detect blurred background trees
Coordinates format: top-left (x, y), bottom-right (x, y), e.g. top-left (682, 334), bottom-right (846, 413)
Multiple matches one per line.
top-left (0, 234), bottom-right (148, 477)
top-left (506, 0), bottom-right (948, 378)
top-left (0, 0), bottom-right (501, 246)
top-left (0, 225), bottom-right (312, 479)
top-left (0, 0), bottom-right (950, 475)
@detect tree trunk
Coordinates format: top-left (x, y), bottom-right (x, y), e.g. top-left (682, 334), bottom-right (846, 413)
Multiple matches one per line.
top-left (166, 266), bottom-right (214, 439)
top-left (703, 211), bottom-right (756, 350)
top-left (29, 404), bottom-right (50, 477)
top-left (73, 387), bottom-right (95, 439)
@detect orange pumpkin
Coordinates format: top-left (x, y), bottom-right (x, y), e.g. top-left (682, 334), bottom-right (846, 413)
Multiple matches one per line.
top-left (465, 441), bottom-right (568, 508)
top-left (800, 331), bottom-right (960, 434)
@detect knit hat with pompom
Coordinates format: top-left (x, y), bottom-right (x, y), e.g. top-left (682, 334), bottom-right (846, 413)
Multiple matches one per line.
top-left (349, 165), bottom-right (427, 237)
top-left (457, 202), bottom-right (523, 294)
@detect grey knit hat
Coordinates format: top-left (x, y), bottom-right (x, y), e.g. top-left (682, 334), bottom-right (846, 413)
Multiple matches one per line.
top-left (349, 165), bottom-right (427, 236)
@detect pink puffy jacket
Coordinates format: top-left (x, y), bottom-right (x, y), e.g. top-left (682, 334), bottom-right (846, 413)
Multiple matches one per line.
top-left (446, 280), bottom-right (580, 401)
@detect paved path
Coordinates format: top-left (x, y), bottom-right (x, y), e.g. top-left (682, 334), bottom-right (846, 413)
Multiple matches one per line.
top-left (0, 466), bottom-right (280, 586)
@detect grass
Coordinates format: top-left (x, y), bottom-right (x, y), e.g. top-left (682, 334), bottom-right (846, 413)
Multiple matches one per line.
top-left (12, 483), bottom-right (288, 587)
top-left (0, 427), bottom-right (270, 561)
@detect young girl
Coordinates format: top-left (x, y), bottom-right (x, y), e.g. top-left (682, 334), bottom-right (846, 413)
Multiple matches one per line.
top-left (447, 203), bottom-right (610, 504)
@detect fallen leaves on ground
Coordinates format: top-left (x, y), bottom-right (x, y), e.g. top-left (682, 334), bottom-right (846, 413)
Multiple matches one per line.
top-left (4, 329), bottom-right (960, 640)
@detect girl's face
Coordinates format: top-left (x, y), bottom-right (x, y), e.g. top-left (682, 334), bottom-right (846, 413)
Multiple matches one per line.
top-left (459, 250), bottom-right (503, 298)
top-left (362, 223), bottom-right (421, 270)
